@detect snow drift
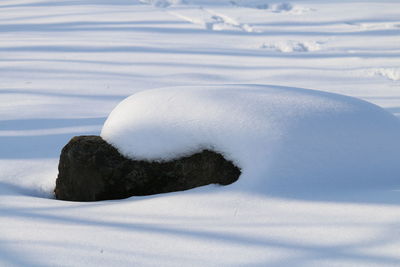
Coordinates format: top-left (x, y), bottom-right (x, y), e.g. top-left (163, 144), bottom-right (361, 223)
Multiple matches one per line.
top-left (101, 85), bottom-right (400, 193)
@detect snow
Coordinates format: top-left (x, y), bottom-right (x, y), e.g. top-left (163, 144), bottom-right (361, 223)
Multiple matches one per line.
top-left (102, 85), bottom-right (400, 192)
top-left (1, 0), bottom-right (400, 266)
top-left (261, 40), bottom-right (323, 52)
top-left (371, 68), bottom-right (400, 81)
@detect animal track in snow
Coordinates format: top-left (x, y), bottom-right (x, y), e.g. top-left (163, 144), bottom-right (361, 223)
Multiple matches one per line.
top-left (139, 0), bottom-right (255, 32)
top-left (139, 0), bottom-right (313, 14)
top-left (230, 1), bottom-right (313, 14)
top-left (203, 8), bottom-right (254, 32)
top-left (368, 68), bottom-right (400, 81)
top-left (345, 21), bottom-right (400, 31)
top-left (260, 40), bottom-right (323, 53)
top-left (139, 0), bottom-right (183, 8)
top-left (169, 8), bottom-right (255, 32)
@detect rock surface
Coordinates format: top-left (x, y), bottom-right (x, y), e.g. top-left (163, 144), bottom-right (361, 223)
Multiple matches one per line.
top-left (54, 136), bottom-right (241, 201)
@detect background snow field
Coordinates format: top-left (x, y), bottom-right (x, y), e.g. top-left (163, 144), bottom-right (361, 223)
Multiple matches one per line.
top-left (1, 0), bottom-right (400, 266)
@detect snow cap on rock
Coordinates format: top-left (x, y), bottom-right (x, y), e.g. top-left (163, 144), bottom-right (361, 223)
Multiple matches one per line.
top-left (101, 85), bottom-right (400, 193)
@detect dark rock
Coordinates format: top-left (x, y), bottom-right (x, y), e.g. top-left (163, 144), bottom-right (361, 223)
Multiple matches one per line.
top-left (54, 136), bottom-right (241, 201)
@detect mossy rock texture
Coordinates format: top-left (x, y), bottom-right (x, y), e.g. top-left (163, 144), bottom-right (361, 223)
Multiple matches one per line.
top-left (54, 136), bottom-right (241, 201)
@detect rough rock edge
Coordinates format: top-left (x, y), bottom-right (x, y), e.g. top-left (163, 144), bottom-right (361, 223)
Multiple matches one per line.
top-left (54, 136), bottom-right (241, 201)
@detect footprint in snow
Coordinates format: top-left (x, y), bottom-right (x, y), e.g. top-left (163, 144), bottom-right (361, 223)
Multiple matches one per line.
top-left (230, 1), bottom-right (313, 14)
top-left (169, 7), bottom-right (255, 33)
top-left (368, 68), bottom-right (400, 82)
top-left (139, 0), bottom-right (184, 8)
top-left (345, 21), bottom-right (400, 30)
top-left (261, 40), bottom-right (323, 53)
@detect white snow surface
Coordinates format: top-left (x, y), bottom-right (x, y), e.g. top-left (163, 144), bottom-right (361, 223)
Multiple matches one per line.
top-left (102, 85), bottom-right (400, 191)
top-left (1, 0), bottom-right (400, 266)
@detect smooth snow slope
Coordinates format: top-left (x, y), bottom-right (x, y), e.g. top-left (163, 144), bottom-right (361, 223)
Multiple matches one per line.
top-left (102, 85), bottom-right (400, 192)
top-left (1, 0), bottom-right (400, 266)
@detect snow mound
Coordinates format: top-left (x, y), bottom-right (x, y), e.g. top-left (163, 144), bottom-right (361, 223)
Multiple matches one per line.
top-left (101, 85), bottom-right (400, 193)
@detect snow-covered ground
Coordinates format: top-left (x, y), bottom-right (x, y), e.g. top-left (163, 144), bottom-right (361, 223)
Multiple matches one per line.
top-left (1, 0), bottom-right (400, 266)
